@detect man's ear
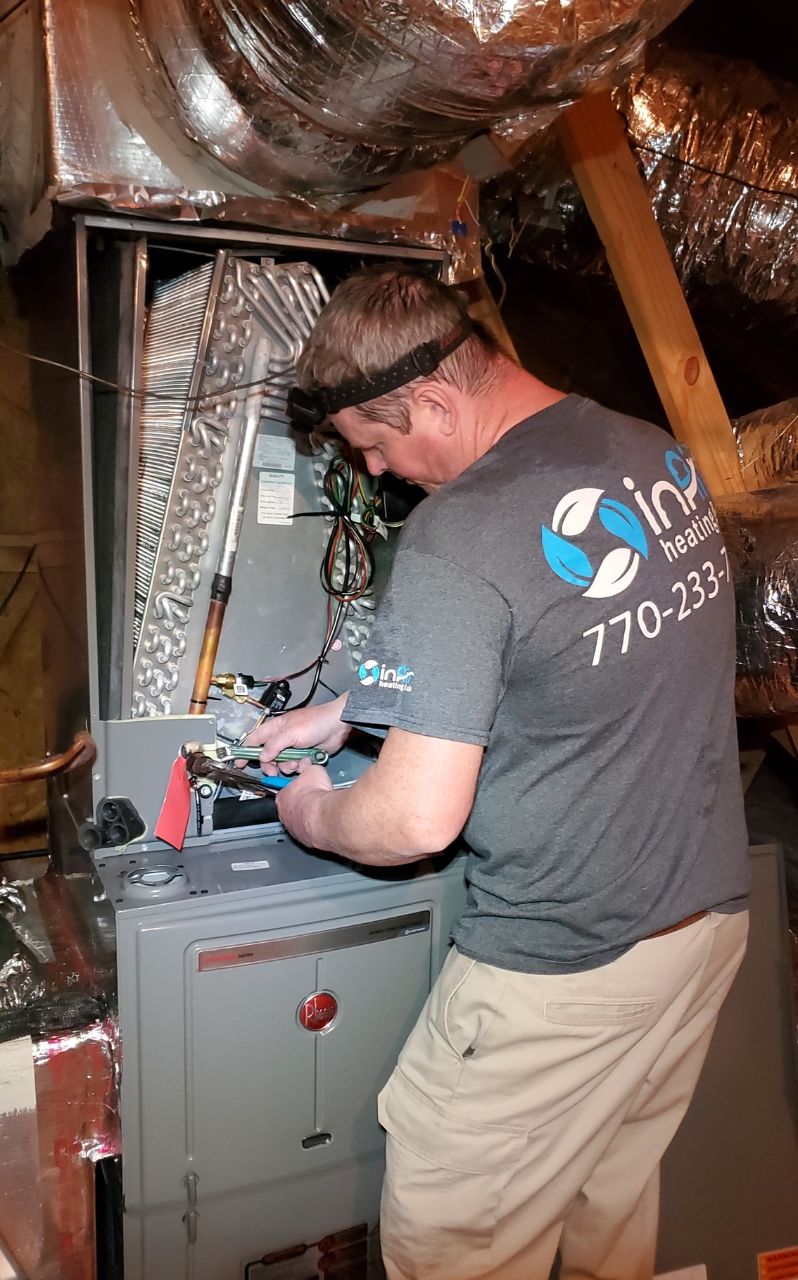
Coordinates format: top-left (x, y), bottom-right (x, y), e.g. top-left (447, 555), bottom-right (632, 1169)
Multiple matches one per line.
top-left (410, 381), bottom-right (457, 436)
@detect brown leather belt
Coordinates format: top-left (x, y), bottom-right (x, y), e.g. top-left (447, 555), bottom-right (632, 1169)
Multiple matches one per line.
top-left (646, 909), bottom-right (709, 940)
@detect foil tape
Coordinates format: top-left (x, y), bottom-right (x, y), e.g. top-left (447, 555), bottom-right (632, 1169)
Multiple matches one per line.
top-left (31, 1018), bottom-right (121, 1277)
top-left (733, 399), bottom-right (798, 492)
top-left (718, 488), bottom-right (798, 718)
top-left (487, 43), bottom-right (798, 312)
top-left (0, 871), bottom-right (114, 1041)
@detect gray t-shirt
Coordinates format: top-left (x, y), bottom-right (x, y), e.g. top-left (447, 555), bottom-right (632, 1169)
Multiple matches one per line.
top-left (343, 396), bottom-right (750, 974)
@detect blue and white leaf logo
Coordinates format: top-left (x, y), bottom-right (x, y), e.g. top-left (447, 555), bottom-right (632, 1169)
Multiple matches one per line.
top-left (358, 659), bottom-right (380, 686)
top-left (541, 488), bottom-right (648, 599)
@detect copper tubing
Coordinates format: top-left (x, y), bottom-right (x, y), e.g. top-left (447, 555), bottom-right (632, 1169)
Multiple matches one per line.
top-left (189, 596), bottom-right (227, 715)
top-left (0, 730), bottom-right (96, 785)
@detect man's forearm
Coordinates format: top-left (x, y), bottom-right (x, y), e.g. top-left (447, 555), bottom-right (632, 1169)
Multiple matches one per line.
top-left (301, 769), bottom-right (439, 866)
top-left (277, 726), bottom-right (481, 865)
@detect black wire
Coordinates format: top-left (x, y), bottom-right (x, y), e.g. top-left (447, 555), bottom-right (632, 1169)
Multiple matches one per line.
top-left (0, 339), bottom-right (290, 407)
top-left (0, 544), bottom-right (36, 618)
top-left (318, 458), bottom-right (376, 603)
top-left (631, 141), bottom-right (798, 204)
top-left (283, 602), bottom-right (346, 712)
top-left (248, 461), bottom-right (376, 691)
top-left (210, 459), bottom-right (370, 714)
top-left (36, 562), bottom-right (84, 649)
top-left (0, 0), bottom-right (27, 26)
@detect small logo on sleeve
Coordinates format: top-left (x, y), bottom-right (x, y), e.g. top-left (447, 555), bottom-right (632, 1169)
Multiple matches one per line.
top-left (358, 660), bottom-right (414, 693)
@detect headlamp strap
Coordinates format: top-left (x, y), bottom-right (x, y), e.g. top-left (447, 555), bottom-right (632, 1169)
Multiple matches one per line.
top-left (288, 316), bottom-right (474, 432)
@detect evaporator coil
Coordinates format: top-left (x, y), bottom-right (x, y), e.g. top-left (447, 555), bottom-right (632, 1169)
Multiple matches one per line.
top-left (131, 253), bottom-right (329, 717)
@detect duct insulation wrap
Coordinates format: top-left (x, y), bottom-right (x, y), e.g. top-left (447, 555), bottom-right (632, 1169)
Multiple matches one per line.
top-left (0, 869), bottom-right (119, 1278)
top-left (733, 399), bottom-right (798, 492)
top-left (0, 0), bottom-right (484, 269)
top-left (487, 44), bottom-right (798, 313)
top-left (718, 488), bottom-right (798, 719)
top-left (130, 0), bottom-right (691, 193)
top-left (623, 46), bottom-right (798, 312)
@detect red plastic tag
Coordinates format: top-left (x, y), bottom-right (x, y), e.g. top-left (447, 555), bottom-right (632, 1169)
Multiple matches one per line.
top-left (155, 757), bottom-right (191, 851)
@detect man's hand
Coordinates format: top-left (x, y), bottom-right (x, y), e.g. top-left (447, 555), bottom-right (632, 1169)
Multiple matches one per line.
top-left (266, 727), bottom-right (483, 866)
top-left (244, 692), bottom-right (351, 773)
top-left (276, 761), bottom-right (334, 847)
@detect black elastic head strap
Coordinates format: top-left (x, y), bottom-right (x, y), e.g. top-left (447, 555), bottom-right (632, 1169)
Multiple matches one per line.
top-left (288, 317), bottom-right (474, 434)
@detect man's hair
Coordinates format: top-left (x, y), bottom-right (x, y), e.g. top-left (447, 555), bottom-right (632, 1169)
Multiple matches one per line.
top-left (296, 265), bottom-right (504, 433)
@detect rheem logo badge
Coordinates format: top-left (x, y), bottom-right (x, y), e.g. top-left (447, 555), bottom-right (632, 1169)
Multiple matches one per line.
top-left (298, 991), bottom-right (338, 1032)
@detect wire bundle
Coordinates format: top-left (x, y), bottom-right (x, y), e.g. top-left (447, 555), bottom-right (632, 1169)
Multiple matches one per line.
top-left (242, 454), bottom-right (378, 717)
top-left (319, 455), bottom-right (377, 604)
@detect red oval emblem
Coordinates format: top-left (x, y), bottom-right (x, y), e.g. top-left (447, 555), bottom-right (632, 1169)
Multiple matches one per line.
top-left (298, 991), bottom-right (338, 1032)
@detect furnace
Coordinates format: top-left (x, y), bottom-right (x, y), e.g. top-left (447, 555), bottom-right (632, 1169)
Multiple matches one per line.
top-left (23, 214), bottom-right (467, 1279)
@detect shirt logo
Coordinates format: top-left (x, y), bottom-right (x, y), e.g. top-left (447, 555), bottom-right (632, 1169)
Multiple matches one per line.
top-left (542, 489), bottom-right (649, 599)
top-left (358, 659), bottom-right (414, 693)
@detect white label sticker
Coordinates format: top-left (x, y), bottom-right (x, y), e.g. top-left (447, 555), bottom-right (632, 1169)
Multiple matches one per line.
top-left (257, 470), bottom-right (295, 525)
top-left (231, 860), bottom-right (271, 871)
top-left (254, 434), bottom-right (296, 472)
top-left (0, 1037), bottom-right (36, 1115)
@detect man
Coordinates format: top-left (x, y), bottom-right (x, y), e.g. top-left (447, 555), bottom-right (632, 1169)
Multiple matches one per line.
top-left (249, 266), bottom-right (749, 1280)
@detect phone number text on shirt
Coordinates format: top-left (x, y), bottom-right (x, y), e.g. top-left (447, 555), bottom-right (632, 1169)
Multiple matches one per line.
top-left (582, 547), bottom-right (730, 667)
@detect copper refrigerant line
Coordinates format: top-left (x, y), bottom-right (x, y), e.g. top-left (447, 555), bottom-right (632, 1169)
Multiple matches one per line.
top-left (188, 339), bottom-right (272, 715)
top-left (0, 730), bottom-right (96, 785)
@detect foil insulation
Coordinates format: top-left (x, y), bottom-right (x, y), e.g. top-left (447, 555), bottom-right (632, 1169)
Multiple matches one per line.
top-left (0, 0), bottom-right (686, 260)
top-left (488, 44), bottom-right (798, 312)
top-left (0, 870), bottom-right (118, 1279)
top-left (622, 46), bottom-right (798, 312)
top-left (718, 489), bottom-right (798, 719)
top-left (733, 399), bottom-right (798, 492)
top-left (131, 0), bottom-right (690, 193)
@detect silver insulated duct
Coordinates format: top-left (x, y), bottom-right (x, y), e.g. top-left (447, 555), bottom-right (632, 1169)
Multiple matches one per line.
top-left (130, 0), bottom-right (692, 192)
top-left (0, 0), bottom-right (689, 258)
top-left (718, 489), bottom-right (798, 719)
top-left (725, 402), bottom-right (798, 718)
top-left (733, 400), bottom-right (798, 493)
top-left (486, 43), bottom-right (798, 314)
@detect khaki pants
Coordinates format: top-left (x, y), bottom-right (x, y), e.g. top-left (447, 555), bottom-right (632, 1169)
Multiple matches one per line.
top-left (378, 910), bottom-right (748, 1280)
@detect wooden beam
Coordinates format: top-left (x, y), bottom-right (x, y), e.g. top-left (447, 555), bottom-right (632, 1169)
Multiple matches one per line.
top-left (557, 92), bottom-right (745, 498)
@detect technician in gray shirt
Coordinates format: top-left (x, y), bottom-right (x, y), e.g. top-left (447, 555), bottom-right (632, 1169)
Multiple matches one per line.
top-left (250, 266), bottom-right (749, 1280)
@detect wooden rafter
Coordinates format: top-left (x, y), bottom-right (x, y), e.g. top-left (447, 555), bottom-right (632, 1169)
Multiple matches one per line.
top-left (557, 91), bottom-right (745, 499)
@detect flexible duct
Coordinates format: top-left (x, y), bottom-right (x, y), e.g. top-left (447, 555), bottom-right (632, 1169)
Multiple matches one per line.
top-left (733, 399), bottom-right (798, 492)
top-left (727, 403), bottom-right (798, 717)
top-left (718, 489), bottom-right (798, 719)
top-left (130, 0), bottom-right (691, 193)
top-left (487, 44), bottom-right (798, 313)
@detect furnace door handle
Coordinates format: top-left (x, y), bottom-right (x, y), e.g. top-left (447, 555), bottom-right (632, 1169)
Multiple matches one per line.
top-left (0, 731), bottom-right (97, 785)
